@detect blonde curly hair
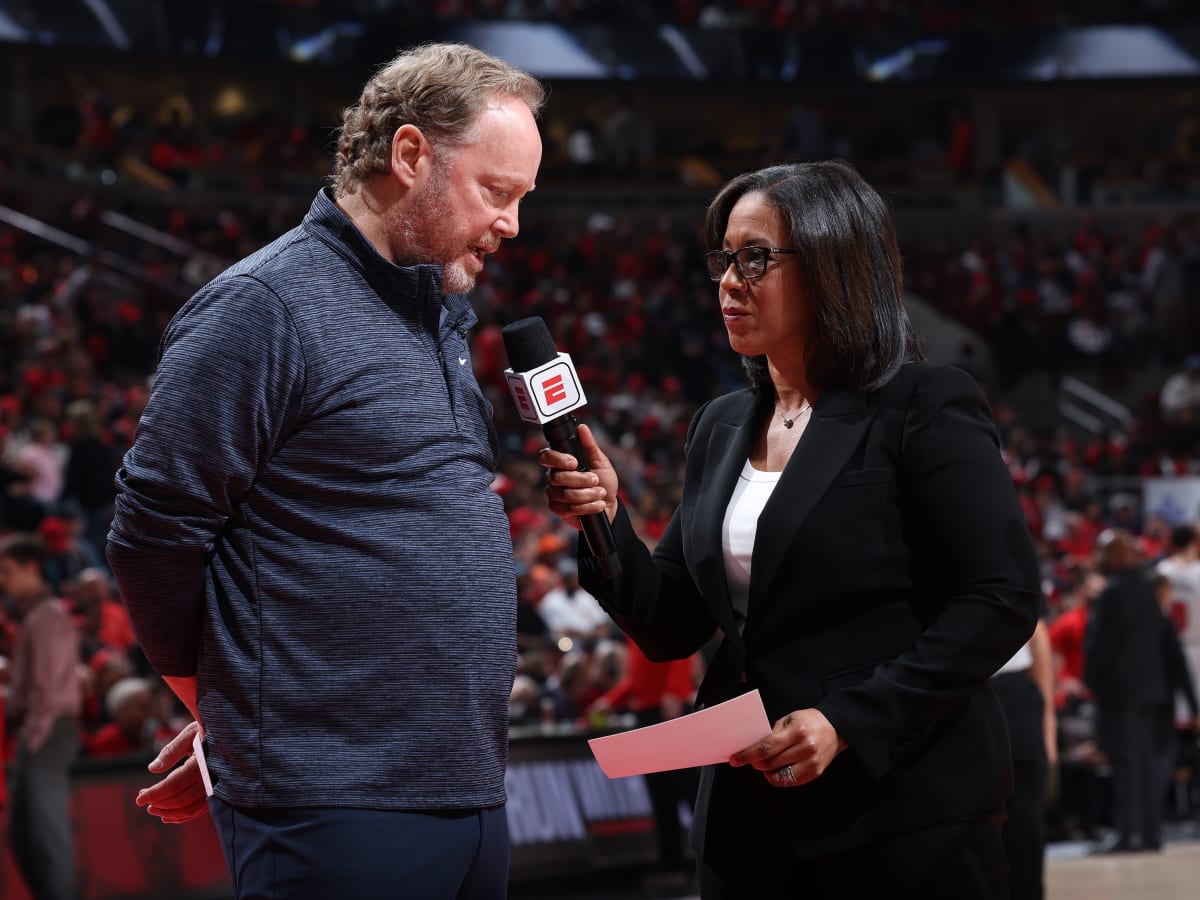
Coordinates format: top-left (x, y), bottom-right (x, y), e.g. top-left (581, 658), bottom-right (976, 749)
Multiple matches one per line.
top-left (330, 42), bottom-right (545, 197)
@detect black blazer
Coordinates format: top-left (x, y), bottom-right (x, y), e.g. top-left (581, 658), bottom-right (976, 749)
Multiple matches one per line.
top-left (1084, 568), bottom-right (1172, 708)
top-left (581, 363), bottom-right (1040, 858)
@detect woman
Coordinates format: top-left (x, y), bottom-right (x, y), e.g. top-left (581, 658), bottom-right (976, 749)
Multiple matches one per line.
top-left (539, 160), bottom-right (1040, 898)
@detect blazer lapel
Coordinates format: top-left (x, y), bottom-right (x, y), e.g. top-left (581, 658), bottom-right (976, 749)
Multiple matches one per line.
top-left (689, 394), bottom-right (761, 641)
top-left (751, 388), bottom-right (872, 595)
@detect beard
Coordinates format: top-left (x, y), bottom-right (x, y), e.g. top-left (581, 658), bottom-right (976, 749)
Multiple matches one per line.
top-left (389, 159), bottom-right (477, 294)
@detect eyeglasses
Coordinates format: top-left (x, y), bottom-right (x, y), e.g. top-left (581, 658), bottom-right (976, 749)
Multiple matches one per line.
top-left (704, 246), bottom-right (797, 282)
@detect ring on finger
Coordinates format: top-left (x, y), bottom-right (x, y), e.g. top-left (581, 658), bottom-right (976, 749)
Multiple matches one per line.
top-left (778, 764), bottom-right (798, 786)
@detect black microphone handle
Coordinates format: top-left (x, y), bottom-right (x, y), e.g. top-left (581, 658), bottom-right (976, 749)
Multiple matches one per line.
top-left (541, 413), bottom-right (618, 576)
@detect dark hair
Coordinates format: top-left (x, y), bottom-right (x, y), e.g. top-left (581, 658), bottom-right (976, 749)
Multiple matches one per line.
top-left (0, 534), bottom-right (47, 569)
top-left (1098, 529), bottom-right (1142, 574)
top-left (704, 159), bottom-right (925, 394)
top-left (1170, 523), bottom-right (1198, 551)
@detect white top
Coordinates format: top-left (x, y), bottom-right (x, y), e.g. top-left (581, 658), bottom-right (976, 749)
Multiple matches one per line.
top-left (539, 586), bottom-right (611, 637)
top-left (995, 640), bottom-right (1033, 674)
top-left (722, 460), bottom-right (783, 634)
top-left (1155, 555), bottom-right (1200, 716)
top-left (1160, 372), bottom-right (1200, 419)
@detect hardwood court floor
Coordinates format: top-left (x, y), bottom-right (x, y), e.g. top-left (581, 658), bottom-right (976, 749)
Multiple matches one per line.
top-left (512, 837), bottom-right (1200, 899)
top-left (1045, 840), bottom-right (1200, 900)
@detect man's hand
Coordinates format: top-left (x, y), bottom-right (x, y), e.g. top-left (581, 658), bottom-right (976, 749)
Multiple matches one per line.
top-left (136, 720), bottom-right (210, 824)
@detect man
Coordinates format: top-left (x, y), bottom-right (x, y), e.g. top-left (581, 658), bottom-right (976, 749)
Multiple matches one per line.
top-left (69, 565), bottom-right (137, 659)
top-left (1084, 530), bottom-right (1173, 853)
top-left (2, 534), bottom-right (82, 900)
top-left (1159, 354), bottom-right (1200, 456)
top-left (1159, 353), bottom-right (1200, 424)
top-left (107, 43), bottom-right (544, 898)
top-left (1156, 522), bottom-right (1200, 711)
top-left (537, 558), bottom-right (614, 648)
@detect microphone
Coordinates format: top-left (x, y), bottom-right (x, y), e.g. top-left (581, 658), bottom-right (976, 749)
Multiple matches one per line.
top-left (501, 316), bottom-right (618, 578)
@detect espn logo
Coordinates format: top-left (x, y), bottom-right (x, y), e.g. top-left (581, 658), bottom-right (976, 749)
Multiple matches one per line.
top-left (505, 354), bottom-right (587, 425)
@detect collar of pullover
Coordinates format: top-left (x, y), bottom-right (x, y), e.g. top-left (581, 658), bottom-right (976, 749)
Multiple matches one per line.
top-left (303, 188), bottom-right (468, 332)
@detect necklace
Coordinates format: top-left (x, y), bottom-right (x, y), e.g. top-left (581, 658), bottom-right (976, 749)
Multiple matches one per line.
top-left (775, 400), bottom-right (811, 428)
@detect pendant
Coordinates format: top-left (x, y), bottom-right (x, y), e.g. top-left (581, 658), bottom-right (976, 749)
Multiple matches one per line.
top-left (782, 417), bottom-right (794, 428)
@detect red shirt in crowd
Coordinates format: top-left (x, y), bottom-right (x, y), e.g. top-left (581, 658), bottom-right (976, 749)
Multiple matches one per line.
top-left (1048, 603), bottom-right (1089, 708)
top-left (82, 723), bottom-right (143, 758)
top-left (593, 641), bottom-right (695, 714)
top-left (96, 602), bottom-right (137, 654)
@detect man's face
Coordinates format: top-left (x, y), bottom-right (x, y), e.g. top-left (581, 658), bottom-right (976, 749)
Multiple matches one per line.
top-left (0, 556), bottom-right (41, 605)
top-left (390, 95), bottom-right (542, 293)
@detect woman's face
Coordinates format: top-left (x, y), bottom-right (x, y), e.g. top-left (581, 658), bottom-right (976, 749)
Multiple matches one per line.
top-left (717, 192), bottom-right (811, 364)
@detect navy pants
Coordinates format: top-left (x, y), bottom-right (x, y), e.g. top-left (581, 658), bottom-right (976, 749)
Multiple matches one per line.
top-left (209, 798), bottom-right (509, 899)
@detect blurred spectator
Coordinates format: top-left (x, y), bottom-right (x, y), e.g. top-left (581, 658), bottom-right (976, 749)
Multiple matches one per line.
top-left (1083, 530), bottom-right (1175, 853)
top-left (1142, 223), bottom-right (1193, 365)
top-left (602, 91), bottom-right (656, 177)
top-left (1161, 354), bottom-right (1200, 420)
top-left (585, 639), bottom-right (628, 712)
top-left (543, 648), bottom-right (595, 722)
top-left (587, 642), bottom-right (695, 722)
top-left (537, 558), bottom-right (614, 649)
top-left (515, 563), bottom-right (553, 653)
top-left (1154, 570), bottom-right (1200, 821)
top-left (78, 88), bottom-right (116, 167)
top-left (1, 534), bottom-right (82, 900)
top-left (533, 531), bottom-right (571, 572)
top-left (947, 107), bottom-right (976, 178)
top-left (0, 452), bottom-right (40, 532)
top-left (81, 676), bottom-right (155, 758)
top-left (10, 418), bottom-right (64, 512)
top-left (1049, 572), bottom-right (1107, 846)
top-left (1155, 525), bottom-right (1200, 718)
top-left (1160, 355), bottom-right (1200, 457)
top-left (68, 567), bottom-right (138, 662)
top-left (1050, 568), bottom-right (1104, 710)
top-left (1153, 573), bottom-right (1200, 727)
top-left (566, 119), bottom-right (601, 174)
top-left (62, 399), bottom-right (118, 555)
top-left (38, 513), bottom-right (104, 594)
top-left (80, 646), bottom-right (135, 734)
top-left (508, 673), bottom-right (547, 727)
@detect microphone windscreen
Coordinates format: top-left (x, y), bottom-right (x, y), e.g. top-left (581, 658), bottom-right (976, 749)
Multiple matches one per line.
top-left (501, 316), bottom-right (558, 374)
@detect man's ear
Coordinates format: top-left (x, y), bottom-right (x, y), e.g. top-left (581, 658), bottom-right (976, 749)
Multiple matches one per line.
top-left (390, 124), bottom-right (431, 188)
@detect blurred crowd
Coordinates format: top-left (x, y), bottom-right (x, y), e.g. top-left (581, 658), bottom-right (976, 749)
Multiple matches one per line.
top-left (130, 0), bottom-right (1200, 34)
top-left (3, 141), bottom-right (1200, 846)
top-left (908, 213), bottom-right (1200, 391)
